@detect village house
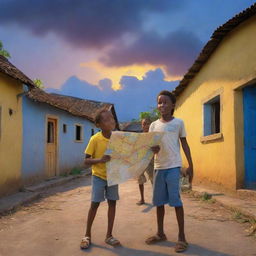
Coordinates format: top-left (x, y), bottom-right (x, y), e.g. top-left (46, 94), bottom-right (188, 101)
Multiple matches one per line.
top-left (22, 88), bottom-right (119, 186)
top-left (0, 55), bottom-right (119, 195)
top-left (120, 121), bottom-right (142, 133)
top-left (173, 4), bottom-right (256, 190)
top-left (0, 55), bottom-right (35, 196)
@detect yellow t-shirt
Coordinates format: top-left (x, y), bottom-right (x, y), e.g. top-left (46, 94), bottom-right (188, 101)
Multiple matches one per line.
top-left (84, 132), bottom-right (109, 180)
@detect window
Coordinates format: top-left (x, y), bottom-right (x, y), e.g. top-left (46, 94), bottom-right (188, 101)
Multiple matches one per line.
top-left (63, 124), bottom-right (67, 133)
top-left (75, 124), bottom-right (83, 142)
top-left (47, 121), bottom-right (54, 143)
top-left (203, 95), bottom-right (220, 136)
top-left (91, 128), bottom-right (94, 136)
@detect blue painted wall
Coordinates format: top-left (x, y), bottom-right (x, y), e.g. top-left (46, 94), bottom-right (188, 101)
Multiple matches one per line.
top-left (243, 85), bottom-right (256, 189)
top-left (22, 96), bottom-right (98, 185)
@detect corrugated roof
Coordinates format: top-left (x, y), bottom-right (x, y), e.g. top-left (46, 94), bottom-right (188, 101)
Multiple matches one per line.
top-left (27, 88), bottom-right (119, 127)
top-left (0, 55), bottom-right (35, 87)
top-left (173, 3), bottom-right (256, 97)
top-left (120, 121), bottom-right (142, 132)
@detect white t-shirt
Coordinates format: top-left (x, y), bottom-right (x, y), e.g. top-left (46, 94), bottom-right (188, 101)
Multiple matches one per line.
top-left (149, 118), bottom-right (186, 170)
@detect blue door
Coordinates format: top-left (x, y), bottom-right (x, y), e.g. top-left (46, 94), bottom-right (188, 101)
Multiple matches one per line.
top-left (243, 85), bottom-right (256, 189)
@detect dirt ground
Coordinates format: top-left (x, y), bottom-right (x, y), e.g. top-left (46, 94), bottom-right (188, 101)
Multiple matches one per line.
top-left (0, 176), bottom-right (256, 256)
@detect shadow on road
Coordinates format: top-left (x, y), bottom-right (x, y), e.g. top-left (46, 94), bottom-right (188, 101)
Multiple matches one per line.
top-left (141, 203), bottom-right (154, 213)
top-left (88, 243), bottom-right (172, 256)
top-left (157, 241), bottom-right (234, 256)
top-left (81, 241), bottom-right (234, 256)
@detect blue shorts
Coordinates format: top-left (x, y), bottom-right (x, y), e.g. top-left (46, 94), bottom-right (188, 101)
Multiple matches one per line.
top-left (91, 175), bottom-right (119, 202)
top-left (152, 167), bottom-right (183, 207)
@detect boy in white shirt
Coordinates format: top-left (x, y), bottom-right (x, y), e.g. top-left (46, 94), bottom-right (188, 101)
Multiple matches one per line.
top-left (146, 90), bottom-right (193, 253)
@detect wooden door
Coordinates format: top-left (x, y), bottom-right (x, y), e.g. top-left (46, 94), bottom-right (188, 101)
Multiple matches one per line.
top-left (46, 118), bottom-right (57, 177)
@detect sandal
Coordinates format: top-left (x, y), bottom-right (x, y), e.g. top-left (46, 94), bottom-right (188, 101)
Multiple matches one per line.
top-left (105, 236), bottom-right (120, 247)
top-left (175, 241), bottom-right (188, 253)
top-left (136, 200), bottom-right (145, 205)
top-left (145, 234), bottom-right (167, 244)
top-left (80, 236), bottom-right (91, 249)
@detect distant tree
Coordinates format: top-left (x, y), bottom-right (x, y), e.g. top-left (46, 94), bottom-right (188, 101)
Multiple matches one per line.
top-left (0, 41), bottom-right (11, 58)
top-left (140, 107), bottom-right (160, 121)
top-left (33, 79), bottom-right (44, 89)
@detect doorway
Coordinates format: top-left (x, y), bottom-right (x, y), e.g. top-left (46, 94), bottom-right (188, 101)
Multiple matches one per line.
top-left (46, 118), bottom-right (58, 177)
top-left (243, 85), bottom-right (256, 189)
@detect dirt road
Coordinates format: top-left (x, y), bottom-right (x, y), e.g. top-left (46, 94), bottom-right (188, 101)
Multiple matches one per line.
top-left (0, 176), bottom-right (255, 256)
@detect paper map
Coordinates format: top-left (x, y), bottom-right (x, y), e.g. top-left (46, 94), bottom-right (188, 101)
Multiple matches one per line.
top-left (106, 131), bottom-right (163, 186)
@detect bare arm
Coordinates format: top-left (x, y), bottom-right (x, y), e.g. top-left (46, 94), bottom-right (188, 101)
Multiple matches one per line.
top-left (180, 137), bottom-right (193, 184)
top-left (84, 154), bottom-right (111, 167)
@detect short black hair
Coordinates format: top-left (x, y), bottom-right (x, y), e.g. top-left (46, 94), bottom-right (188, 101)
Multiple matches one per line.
top-left (157, 90), bottom-right (176, 104)
top-left (157, 90), bottom-right (176, 115)
top-left (141, 117), bottom-right (152, 123)
top-left (94, 109), bottom-right (109, 125)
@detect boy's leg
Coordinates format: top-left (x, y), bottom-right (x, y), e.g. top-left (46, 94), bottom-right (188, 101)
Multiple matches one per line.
top-left (105, 184), bottom-right (119, 239)
top-left (156, 205), bottom-right (165, 237)
top-left (175, 206), bottom-right (186, 242)
top-left (85, 202), bottom-right (100, 237)
top-left (138, 184), bottom-right (145, 204)
top-left (145, 205), bottom-right (166, 244)
top-left (137, 173), bottom-right (146, 204)
top-left (105, 184), bottom-right (120, 246)
top-left (146, 170), bottom-right (168, 244)
top-left (166, 168), bottom-right (186, 241)
top-left (153, 170), bottom-right (168, 236)
top-left (106, 200), bottom-right (116, 238)
top-left (174, 206), bottom-right (188, 252)
top-left (85, 176), bottom-right (105, 237)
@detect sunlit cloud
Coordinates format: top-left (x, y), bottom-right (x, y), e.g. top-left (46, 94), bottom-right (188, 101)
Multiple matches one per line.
top-left (80, 61), bottom-right (180, 90)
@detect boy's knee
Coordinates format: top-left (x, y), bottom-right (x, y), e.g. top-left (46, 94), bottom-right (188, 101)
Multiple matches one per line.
top-left (91, 201), bottom-right (100, 210)
top-left (175, 205), bottom-right (184, 212)
top-left (107, 200), bottom-right (116, 207)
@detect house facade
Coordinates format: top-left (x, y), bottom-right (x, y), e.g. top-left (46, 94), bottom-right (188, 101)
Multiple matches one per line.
top-left (22, 88), bottom-right (119, 185)
top-left (0, 56), bottom-right (34, 196)
top-left (173, 4), bottom-right (256, 190)
top-left (0, 55), bottom-right (119, 195)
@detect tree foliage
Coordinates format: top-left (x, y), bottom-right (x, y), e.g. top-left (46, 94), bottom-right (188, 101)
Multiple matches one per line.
top-left (139, 107), bottom-right (160, 121)
top-left (33, 79), bottom-right (44, 89)
top-left (0, 41), bottom-right (11, 58)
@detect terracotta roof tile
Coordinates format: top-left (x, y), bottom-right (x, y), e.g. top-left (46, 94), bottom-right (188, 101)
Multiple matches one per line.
top-left (0, 55), bottom-right (35, 87)
top-left (27, 88), bottom-right (119, 127)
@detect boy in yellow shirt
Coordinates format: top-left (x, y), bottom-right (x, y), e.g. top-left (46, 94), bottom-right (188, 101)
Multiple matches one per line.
top-left (80, 110), bottom-right (120, 249)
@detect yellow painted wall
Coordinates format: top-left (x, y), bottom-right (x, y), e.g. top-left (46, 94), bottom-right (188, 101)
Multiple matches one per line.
top-left (0, 73), bottom-right (23, 196)
top-left (175, 16), bottom-right (256, 190)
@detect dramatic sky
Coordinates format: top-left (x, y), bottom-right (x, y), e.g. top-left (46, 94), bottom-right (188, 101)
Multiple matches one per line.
top-left (0, 0), bottom-right (255, 121)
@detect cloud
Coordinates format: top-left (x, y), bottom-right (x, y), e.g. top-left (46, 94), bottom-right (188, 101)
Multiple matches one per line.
top-left (0, 0), bottom-right (184, 49)
top-left (47, 69), bottom-right (179, 121)
top-left (101, 30), bottom-right (203, 76)
top-left (1, 0), bottom-right (255, 85)
top-left (0, 0), bottom-right (193, 78)
top-left (80, 61), bottom-right (168, 89)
